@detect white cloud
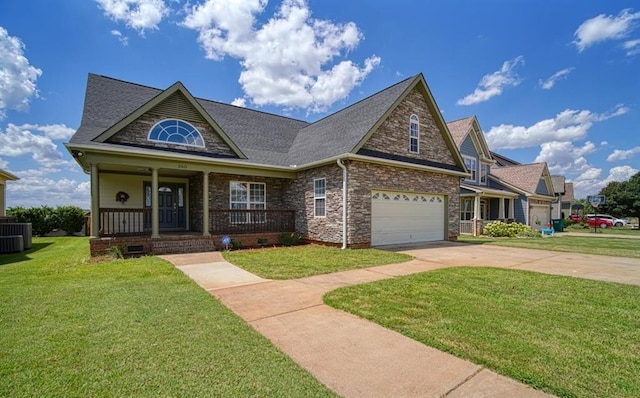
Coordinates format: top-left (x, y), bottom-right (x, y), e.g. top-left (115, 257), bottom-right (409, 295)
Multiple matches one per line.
top-left (111, 29), bottom-right (129, 46)
top-left (623, 38), bottom-right (640, 56)
top-left (457, 56), bottom-right (524, 105)
top-left (0, 123), bottom-right (76, 168)
top-left (7, 172), bottom-right (90, 208)
top-left (182, 0), bottom-right (380, 113)
top-left (539, 67), bottom-right (574, 90)
top-left (574, 9), bottom-right (640, 52)
top-left (572, 165), bottom-right (639, 198)
top-left (0, 27), bottom-right (42, 119)
top-left (607, 146), bottom-right (640, 161)
top-left (231, 97), bottom-right (246, 107)
top-left (96, 0), bottom-right (169, 33)
top-left (0, 157), bottom-right (8, 169)
top-left (535, 141), bottom-right (595, 175)
top-left (485, 105), bottom-right (628, 150)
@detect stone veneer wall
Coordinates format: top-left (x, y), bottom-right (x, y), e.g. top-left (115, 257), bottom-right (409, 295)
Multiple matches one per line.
top-left (361, 87), bottom-right (457, 166)
top-left (284, 160), bottom-right (460, 246)
top-left (189, 173), bottom-right (204, 233)
top-left (107, 112), bottom-right (237, 157)
top-left (346, 160), bottom-right (460, 245)
top-left (284, 163), bottom-right (345, 244)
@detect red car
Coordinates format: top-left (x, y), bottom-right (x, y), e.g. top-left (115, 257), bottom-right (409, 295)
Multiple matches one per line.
top-left (587, 216), bottom-right (613, 228)
top-left (568, 214), bottom-right (584, 223)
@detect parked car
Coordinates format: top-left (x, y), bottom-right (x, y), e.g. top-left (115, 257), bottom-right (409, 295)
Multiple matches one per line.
top-left (585, 214), bottom-right (616, 228)
top-left (568, 214), bottom-right (584, 223)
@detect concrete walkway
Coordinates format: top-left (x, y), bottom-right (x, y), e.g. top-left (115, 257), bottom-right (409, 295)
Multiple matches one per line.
top-left (160, 243), bottom-right (640, 397)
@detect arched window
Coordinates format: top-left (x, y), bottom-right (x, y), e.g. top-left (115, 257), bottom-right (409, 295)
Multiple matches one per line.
top-left (148, 119), bottom-right (205, 148)
top-left (409, 114), bottom-right (419, 153)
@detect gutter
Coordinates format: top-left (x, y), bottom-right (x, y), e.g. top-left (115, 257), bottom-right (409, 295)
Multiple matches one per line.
top-left (337, 159), bottom-right (348, 250)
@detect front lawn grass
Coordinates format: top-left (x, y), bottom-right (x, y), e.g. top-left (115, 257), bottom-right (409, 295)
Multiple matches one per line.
top-left (459, 234), bottom-right (640, 258)
top-left (324, 267), bottom-right (640, 397)
top-left (565, 225), bottom-right (640, 236)
top-left (222, 245), bottom-right (412, 279)
top-left (0, 237), bottom-right (337, 397)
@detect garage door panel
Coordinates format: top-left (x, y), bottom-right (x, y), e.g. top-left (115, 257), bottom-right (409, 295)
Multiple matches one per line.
top-left (371, 190), bottom-right (445, 246)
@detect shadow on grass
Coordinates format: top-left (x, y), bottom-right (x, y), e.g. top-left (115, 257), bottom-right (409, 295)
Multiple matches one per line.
top-left (0, 242), bottom-right (53, 266)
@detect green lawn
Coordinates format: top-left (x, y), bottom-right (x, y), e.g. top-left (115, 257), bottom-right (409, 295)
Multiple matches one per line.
top-left (458, 234), bottom-right (640, 258)
top-left (0, 237), bottom-right (336, 397)
top-left (564, 225), bottom-right (640, 236)
top-left (223, 245), bottom-right (412, 279)
top-left (324, 267), bottom-right (640, 397)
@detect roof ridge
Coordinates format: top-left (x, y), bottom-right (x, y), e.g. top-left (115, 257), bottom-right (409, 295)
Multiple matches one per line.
top-left (446, 115), bottom-right (475, 124)
top-left (303, 74), bottom-right (419, 129)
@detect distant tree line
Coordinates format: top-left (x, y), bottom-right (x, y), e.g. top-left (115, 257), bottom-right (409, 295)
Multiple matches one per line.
top-left (7, 206), bottom-right (87, 236)
top-left (596, 172), bottom-right (640, 218)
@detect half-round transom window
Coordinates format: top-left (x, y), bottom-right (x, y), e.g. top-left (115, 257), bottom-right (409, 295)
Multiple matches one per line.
top-left (148, 119), bottom-right (205, 148)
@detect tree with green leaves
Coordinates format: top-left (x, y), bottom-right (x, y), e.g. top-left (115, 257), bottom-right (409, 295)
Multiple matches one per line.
top-left (598, 172), bottom-right (640, 218)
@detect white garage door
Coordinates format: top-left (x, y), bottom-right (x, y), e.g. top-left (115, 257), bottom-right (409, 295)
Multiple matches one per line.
top-left (371, 190), bottom-right (445, 246)
top-left (530, 205), bottom-right (549, 230)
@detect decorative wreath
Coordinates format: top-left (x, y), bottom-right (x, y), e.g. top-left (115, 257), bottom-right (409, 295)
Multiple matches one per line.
top-left (116, 191), bottom-right (130, 204)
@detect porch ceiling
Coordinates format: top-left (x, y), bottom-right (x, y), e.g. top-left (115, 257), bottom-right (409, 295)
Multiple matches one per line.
top-left (98, 163), bottom-right (199, 177)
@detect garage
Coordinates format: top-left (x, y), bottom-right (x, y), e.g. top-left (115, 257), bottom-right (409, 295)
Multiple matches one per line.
top-left (529, 205), bottom-right (549, 230)
top-left (371, 190), bottom-right (445, 246)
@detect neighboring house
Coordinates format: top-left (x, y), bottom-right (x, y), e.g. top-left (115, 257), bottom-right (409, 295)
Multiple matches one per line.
top-left (489, 163), bottom-right (555, 230)
top-left (550, 175), bottom-right (574, 219)
top-left (447, 116), bottom-right (518, 235)
top-left (0, 169), bottom-right (18, 217)
top-left (66, 73), bottom-right (468, 256)
top-left (447, 116), bottom-right (555, 235)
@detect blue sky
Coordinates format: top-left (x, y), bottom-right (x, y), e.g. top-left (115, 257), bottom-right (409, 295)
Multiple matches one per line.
top-left (1, 0), bottom-right (639, 208)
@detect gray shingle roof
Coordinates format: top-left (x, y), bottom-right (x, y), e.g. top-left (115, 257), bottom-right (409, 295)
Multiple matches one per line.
top-left (288, 75), bottom-right (416, 165)
top-left (70, 73), bottom-right (436, 168)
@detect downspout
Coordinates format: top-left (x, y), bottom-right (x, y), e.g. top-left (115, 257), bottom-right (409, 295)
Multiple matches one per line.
top-left (337, 159), bottom-right (348, 250)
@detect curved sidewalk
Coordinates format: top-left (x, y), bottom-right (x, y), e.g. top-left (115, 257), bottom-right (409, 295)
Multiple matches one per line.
top-left (167, 243), bottom-right (640, 397)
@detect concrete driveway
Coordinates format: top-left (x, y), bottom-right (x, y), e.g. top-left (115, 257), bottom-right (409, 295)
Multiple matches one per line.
top-left (164, 242), bottom-right (640, 398)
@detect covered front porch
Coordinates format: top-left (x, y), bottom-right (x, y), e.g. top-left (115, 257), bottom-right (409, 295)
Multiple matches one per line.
top-left (81, 150), bottom-right (297, 256)
top-left (459, 185), bottom-right (519, 236)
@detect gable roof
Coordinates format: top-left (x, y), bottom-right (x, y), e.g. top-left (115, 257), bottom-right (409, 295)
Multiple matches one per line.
top-left (490, 163), bottom-right (553, 197)
top-left (447, 116), bottom-right (474, 148)
top-left (562, 182), bottom-right (575, 202)
top-left (491, 151), bottom-right (521, 167)
top-left (550, 175), bottom-right (566, 194)
top-left (446, 116), bottom-right (492, 161)
top-left (69, 73), bottom-right (466, 173)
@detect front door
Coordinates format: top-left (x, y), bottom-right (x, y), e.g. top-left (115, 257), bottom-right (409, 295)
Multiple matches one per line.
top-left (146, 183), bottom-right (186, 230)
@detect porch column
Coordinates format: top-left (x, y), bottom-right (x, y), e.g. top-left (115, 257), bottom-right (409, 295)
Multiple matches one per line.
top-left (473, 194), bottom-right (481, 236)
top-left (202, 171), bottom-right (210, 236)
top-left (151, 168), bottom-right (159, 238)
top-left (90, 163), bottom-right (100, 238)
top-left (509, 198), bottom-right (515, 219)
top-left (498, 197), bottom-right (505, 220)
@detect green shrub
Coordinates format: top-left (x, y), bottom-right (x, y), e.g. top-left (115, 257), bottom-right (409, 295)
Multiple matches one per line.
top-left (8, 205), bottom-right (57, 236)
top-left (483, 221), bottom-right (536, 238)
top-left (55, 206), bottom-right (86, 235)
top-left (278, 232), bottom-right (302, 246)
top-left (231, 239), bottom-right (243, 250)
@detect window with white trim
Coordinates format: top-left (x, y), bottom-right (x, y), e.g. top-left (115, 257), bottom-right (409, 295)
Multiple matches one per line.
top-left (463, 156), bottom-right (477, 182)
top-left (480, 163), bottom-right (488, 185)
top-left (314, 178), bottom-right (326, 217)
top-left (230, 182), bottom-right (265, 223)
top-left (409, 114), bottom-right (419, 153)
top-left (148, 119), bottom-right (205, 147)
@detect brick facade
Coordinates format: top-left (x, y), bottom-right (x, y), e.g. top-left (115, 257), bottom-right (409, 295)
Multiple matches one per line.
top-left (362, 87), bottom-right (457, 167)
top-left (107, 112), bottom-right (237, 157)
